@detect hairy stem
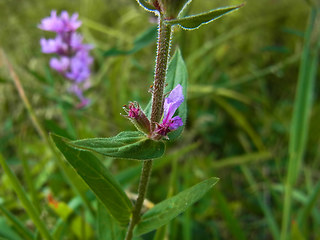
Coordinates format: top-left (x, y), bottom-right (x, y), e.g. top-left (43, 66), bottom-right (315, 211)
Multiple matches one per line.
top-left (150, 14), bottom-right (173, 131)
top-left (125, 160), bottom-right (153, 240)
top-left (125, 14), bottom-right (173, 240)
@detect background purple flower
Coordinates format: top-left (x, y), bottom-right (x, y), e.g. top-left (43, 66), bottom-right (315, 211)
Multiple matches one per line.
top-left (39, 10), bottom-right (93, 107)
top-left (38, 10), bottom-right (81, 33)
top-left (40, 36), bottom-right (68, 54)
top-left (50, 57), bottom-right (70, 73)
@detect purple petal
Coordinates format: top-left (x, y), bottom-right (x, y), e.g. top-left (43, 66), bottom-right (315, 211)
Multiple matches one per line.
top-left (39, 10), bottom-right (82, 33)
top-left (50, 57), bottom-right (70, 73)
top-left (168, 116), bottom-right (183, 130)
top-left (68, 84), bottom-right (83, 97)
top-left (40, 36), bottom-right (68, 54)
top-left (69, 84), bottom-right (90, 108)
top-left (65, 52), bottom-right (92, 82)
top-left (38, 10), bottom-right (64, 32)
top-left (163, 84), bottom-right (184, 121)
top-left (60, 11), bottom-right (82, 32)
top-left (77, 98), bottom-right (90, 108)
top-left (40, 38), bottom-right (57, 53)
top-left (70, 32), bottom-right (83, 51)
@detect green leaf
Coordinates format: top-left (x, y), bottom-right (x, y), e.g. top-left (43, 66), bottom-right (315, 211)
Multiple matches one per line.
top-left (50, 133), bottom-right (133, 226)
top-left (98, 201), bottom-right (126, 240)
top-left (69, 131), bottom-right (165, 160)
top-left (165, 4), bottom-right (244, 30)
top-left (165, 49), bottom-right (188, 141)
top-left (136, 0), bottom-right (157, 12)
top-left (134, 177), bottom-right (219, 236)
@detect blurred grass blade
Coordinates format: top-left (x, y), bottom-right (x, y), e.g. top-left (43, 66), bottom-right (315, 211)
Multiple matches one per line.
top-left (227, 54), bottom-right (300, 88)
top-left (0, 154), bottom-right (53, 240)
top-left (165, 4), bottom-right (244, 30)
top-left (103, 26), bottom-right (157, 57)
top-left (51, 133), bottom-right (133, 226)
top-left (288, 7), bottom-right (320, 185)
top-left (134, 177), bottom-right (219, 236)
top-left (281, 7), bottom-right (320, 240)
top-left (213, 189), bottom-right (247, 240)
top-left (297, 181), bottom-right (320, 232)
top-left (181, 164), bottom-right (192, 240)
top-left (188, 85), bottom-right (251, 104)
top-left (0, 205), bottom-right (34, 240)
top-left (82, 18), bottom-right (130, 42)
top-left (69, 131), bottom-right (165, 160)
top-left (212, 95), bottom-right (265, 151)
top-left (0, 217), bottom-right (23, 240)
top-left (212, 151), bottom-right (272, 169)
top-left (241, 166), bottom-right (280, 239)
top-left (0, 49), bottom-right (94, 214)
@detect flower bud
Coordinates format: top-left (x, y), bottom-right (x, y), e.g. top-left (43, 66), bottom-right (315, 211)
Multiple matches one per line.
top-left (123, 102), bottom-right (151, 135)
top-left (156, 0), bottom-right (191, 19)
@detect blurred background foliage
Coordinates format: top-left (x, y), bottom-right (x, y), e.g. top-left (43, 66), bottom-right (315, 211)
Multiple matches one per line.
top-left (0, 0), bottom-right (319, 239)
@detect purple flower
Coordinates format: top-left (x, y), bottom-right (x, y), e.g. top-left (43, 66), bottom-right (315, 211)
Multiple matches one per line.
top-left (50, 57), bottom-right (70, 73)
top-left (127, 103), bottom-right (140, 118)
top-left (155, 84), bottom-right (184, 137)
top-left (123, 102), bottom-right (151, 135)
top-left (40, 36), bottom-right (68, 54)
top-left (68, 84), bottom-right (90, 108)
top-left (70, 32), bottom-right (93, 51)
top-left (39, 10), bottom-right (93, 108)
top-left (65, 51), bottom-right (93, 82)
top-left (38, 10), bottom-right (81, 33)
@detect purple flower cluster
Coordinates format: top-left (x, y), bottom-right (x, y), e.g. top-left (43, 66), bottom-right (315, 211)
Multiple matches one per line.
top-left (39, 10), bottom-right (93, 108)
top-left (124, 84), bottom-right (184, 139)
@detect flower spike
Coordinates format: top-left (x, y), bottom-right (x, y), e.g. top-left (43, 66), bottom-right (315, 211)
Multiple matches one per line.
top-left (39, 10), bottom-right (93, 107)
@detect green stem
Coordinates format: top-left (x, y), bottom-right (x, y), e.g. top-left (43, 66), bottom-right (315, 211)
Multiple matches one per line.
top-left (0, 154), bottom-right (53, 240)
top-left (125, 160), bottom-right (153, 240)
top-left (125, 13), bottom-right (173, 240)
top-left (150, 14), bottom-right (173, 131)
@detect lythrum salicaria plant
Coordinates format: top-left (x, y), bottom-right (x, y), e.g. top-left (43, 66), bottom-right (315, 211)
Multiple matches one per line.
top-left (49, 1), bottom-right (244, 239)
